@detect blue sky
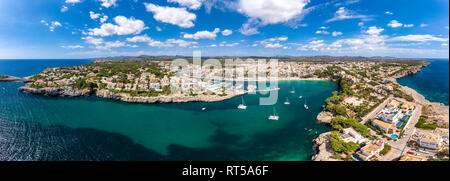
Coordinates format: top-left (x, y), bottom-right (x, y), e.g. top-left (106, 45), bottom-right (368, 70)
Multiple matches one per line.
top-left (0, 0), bottom-right (448, 59)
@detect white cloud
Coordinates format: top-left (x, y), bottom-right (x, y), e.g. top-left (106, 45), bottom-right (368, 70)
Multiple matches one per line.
top-left (126, 35), bottom-right (152, 43)
top-left (219, 42), bottom-right (239, 47)
top-left (385, 11), bottom-right (393, 15)
top-left (66, 0), bottom-right (81, 4)
top-left (265, 43), bottom-right (283, 48)
top-left (403, 24), bottom-right (414, 28)
top-left (183, 28), bottom-right (220, 40)
top-left (168, 0), bottom-right (203, 10)
top-left (100, 16), bottom-right (108, 23)
top-left (389, 34), bottom-right (449, 42)
top-left (41, 20), bottom-right (62, 32)
top-left (210, 44), bottom-right (217, 47)
top-left (97, 0), bottom-right (117, 8)
top-left (316, 30), bottom-right (330, 35)
top-left (326, 7), bottom-right (370, 23)
top-left (387, 20), bottom-right (403, 28)
top-left (166, 39), bottom-right (198, 47)
top-left (62, 45), bottom-right (84, 49)
top-left (126, 35), bottom-right (198, 48)
top-left (82, 36), bottom-right (104, 45)
top-left (90, 11), bottom-right (101, 20)
top-left (442, 43), bottom-right (448, 46)
top-left (61, 6), bottom-right (69, 12)
top-left (366, 26), bottom-right (384, 35)
top-left (221, 29), bottom-right (233, 36)
top-left (420, 23), bottom-right (428, 28)
top-left (239, 18), bottom-right (260, 36)
top-left (237, 0), bottom-right (309, 36)
top-left (319, 26), bottom-right (328, 30)
top-left (144, 3), bottom-right (196, 28)
top-left (88, 16), bottom-right (147, 36)
top-left (237, 0), bottom-right (308, 25)
top-left (332, 31), bottom-right (343, 37)
top-left (445, 26), bottom-right (449, 30)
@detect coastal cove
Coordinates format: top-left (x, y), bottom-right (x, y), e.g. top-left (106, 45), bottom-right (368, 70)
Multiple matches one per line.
top-left (0, 59), bottom-right (337, 161)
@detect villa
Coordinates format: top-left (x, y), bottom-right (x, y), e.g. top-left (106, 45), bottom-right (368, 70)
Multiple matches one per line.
top-left (412, 129), bottom-right (443, 150)
top-left (371, 119), bottom-right (395, 134)
top-left (356, 140), bottom-right (385, 161)
top-left (342, 127), bottom-right (367, 144)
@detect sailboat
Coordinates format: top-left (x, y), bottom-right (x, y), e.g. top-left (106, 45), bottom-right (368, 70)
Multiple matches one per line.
top-left (237, 96), bottom-right (247, 110)
top-left (268, 107), bottom-right (279, 120)
top-left (284, 97), bottom-right (290, 105)
top-left (298, 96), bottom-right (303, 99)
top-left (202, 107), bottom-right (206, 111)
top-left (304, 98), bottom-right (309, 110)
top-left (290, 87), bottom-right (295, 94)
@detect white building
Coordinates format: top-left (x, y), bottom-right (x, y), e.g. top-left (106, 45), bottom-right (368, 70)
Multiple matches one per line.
top-left (342, 127), bottom-right (366, 144)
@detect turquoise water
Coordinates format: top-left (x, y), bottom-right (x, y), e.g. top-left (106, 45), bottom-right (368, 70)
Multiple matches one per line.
top-left (397, 59), bottom-right (449, 105)
top-left (0, 59), bottom-right (336, 161)
top-left (390, 134), bottom-right (399, 139)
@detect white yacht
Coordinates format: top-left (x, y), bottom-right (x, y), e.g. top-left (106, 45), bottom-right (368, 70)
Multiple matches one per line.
top-left (290, 87), bottom-right (295, 94)
top-left (268, 107), bottom-right (279, 120)
top-left (237, 96), bottom-right (247, 110)
top-left (304, 99), bottom-right (309, 110)
top-left (202, 107), bottom-right (206, 111)
top-left (284, 97), bottom-right (290, 105)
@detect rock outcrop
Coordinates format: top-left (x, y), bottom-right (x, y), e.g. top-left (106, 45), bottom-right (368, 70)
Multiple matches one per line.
top-left (311, 132), bottom-right (338, 161)
top-left (95, 89), bottom-right (244, 104)
top-left (317, 111), bottom-right (334, 124)
top-left (19, 86), bottom-right (92, 97)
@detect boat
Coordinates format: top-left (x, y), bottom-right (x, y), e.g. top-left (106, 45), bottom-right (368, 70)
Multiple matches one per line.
top-left (202, 107), bottom-right (206, 111)
top-left (237, 96), bottom-right (247, 110)
top-left (290, 87), bottom-right (295, 94)
top-left (298, 96), bottom-right (303, 99)
top-left (284, 97), bottom-right (290, 105)
top-left (268, 107), bottom-right (279, 120)
top-left (304, 99), bottom-right (309, 110)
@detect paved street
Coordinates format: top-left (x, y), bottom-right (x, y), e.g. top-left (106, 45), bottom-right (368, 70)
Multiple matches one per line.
top-left (361, 96), bottom-right (392, 125)
top-left (380, 104), bottom-right (422, 161)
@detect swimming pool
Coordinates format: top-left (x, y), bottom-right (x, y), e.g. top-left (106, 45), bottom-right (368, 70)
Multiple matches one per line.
top-left (408, 110), bottom-right (413, 115)
top-left (390, 134), bottom-right (399, 139)
top-left (396, 121), bottom-right (404, 127)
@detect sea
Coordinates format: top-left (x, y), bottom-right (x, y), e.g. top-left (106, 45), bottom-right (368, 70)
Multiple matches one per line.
top-left (397, 59), bottom-right (449, 106)
top-left (0, 59), bottom-right (336, 161)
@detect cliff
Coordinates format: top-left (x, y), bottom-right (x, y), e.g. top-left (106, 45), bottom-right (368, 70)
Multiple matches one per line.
top-left (19, 86), bottom-right (92, 97)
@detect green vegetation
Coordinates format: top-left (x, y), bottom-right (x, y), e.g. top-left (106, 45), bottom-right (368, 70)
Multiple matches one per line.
top-left (331, 116), bottom-right (371, 137)
top-left (392, 89), bottom-right (414, 102)
top-left (329, 131), bottom-right (360, 154)
top-left (0, 75), bottom-right (8, 79)
top-left (29, 83), bottom-right (44, 89)
top-left (415, 116), bottom-right (438, 130)
top-left (368, 81), bottom-right (379, 86)
top-left (380, 144), bottom-right (392, 155)
top-left (71, 78), bottom-right (91, 89)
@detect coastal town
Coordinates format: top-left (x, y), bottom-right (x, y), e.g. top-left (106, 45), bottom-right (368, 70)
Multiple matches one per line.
top-left (4, 57), bottom-right (449, 162)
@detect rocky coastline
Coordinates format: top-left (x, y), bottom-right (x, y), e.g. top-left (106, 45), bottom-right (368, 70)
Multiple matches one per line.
top-left (311, 61), bottom-right (446, 161)
top-left (0, 75), bottom-right (33, 83)
top-left (95, 89), bottom-right (245, 104)
top-left (19, 86), bottom-right (92, 97)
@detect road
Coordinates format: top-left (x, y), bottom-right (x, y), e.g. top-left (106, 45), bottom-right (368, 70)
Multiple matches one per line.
top-left (380, 103), bottom-right (422, 161)
top-left (361, 96), bottom-right (392, 125)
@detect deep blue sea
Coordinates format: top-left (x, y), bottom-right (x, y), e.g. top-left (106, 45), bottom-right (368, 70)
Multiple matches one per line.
top-left (397, 59), bottom-right (449, 105)
top-left (0, 59), bottom-right (336, 161)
